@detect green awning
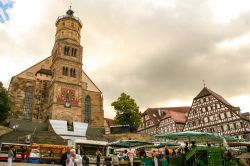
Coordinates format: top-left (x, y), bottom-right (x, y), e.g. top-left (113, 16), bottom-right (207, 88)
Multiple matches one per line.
top-left (107, 140), bottom-right (154, 148)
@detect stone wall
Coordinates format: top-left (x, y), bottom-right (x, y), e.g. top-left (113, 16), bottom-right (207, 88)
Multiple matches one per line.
top-left (82, 90), bottom-right (104, 128)
top-left (0, 125), bottom-right (12, 136)
top-left (103, 133), bottom-right (152, 142)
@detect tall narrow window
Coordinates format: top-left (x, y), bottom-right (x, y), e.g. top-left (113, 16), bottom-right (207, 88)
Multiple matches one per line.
top-left (70, 68), bottom-right (76, 77)
top-left (84, 96), bottom-right (91, 123)
top-left (24, 87), bottom-right (33, 120)
top-left (71, 48), bottom-right (74, 56)
top-left (74, 49), bottom-right (77, 57)
top-left (64, 46), bottom-right (70, 55)
top-left (62, 67), bottom-right (68, 76)
top-left (65, 67), bottom-right (68, 76)
top-left (73, 69), bottom-right (76, 77)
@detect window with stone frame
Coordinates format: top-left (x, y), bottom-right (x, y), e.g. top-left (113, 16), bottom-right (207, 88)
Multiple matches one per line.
top-left (62, 67), bottom-right (68, 76)
top-left (70, 68), bottom-right (76, 77)
top-left (74, 49), bottom-right (77, 57)
top-left (64, 46), bottom-right (70, 55)
top-left (84, 95), bottom-right (91, 123)
top-left (24, 87), bottom-right (33, 120)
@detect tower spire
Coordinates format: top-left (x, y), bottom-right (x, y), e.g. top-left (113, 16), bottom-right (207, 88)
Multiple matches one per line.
top-left (66, 5), bottom-right (74, 16)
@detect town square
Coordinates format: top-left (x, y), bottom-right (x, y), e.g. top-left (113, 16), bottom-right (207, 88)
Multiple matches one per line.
top-left (1, 0), bottom-right (250, 166)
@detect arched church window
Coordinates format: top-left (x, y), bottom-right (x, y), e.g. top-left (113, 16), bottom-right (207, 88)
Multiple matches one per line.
top-left (84, 95), bottom-right (91, 123)
top-left (24, 87), bottom-right (33, 120)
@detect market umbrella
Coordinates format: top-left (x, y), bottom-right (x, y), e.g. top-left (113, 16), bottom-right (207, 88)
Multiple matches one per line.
top-left (155, 131), bottom-right (224, 143)
top-left (107, 140), bottom-right (154, 148)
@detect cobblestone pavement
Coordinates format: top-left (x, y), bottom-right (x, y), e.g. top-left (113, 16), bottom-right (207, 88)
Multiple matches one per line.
top-left (0, 162), bottom-right (59, 166)
top-left (0, 162), bottom-right (96, 166)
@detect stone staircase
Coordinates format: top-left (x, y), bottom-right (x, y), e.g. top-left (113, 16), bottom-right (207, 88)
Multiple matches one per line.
top-left (33, 131), bottom-right (66, 145)
top-left (0, 131), bottom-right (31, 144)
top-left (0, 130), bottom-right (66, 145)
top-left (0, 120), bottom-right (66, 145)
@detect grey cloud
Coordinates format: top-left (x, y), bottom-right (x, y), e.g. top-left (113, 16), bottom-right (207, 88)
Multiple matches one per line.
top-left (78, 1), bottom-right (250, 115)
top-left (2, 0), bottom-right (250, 117)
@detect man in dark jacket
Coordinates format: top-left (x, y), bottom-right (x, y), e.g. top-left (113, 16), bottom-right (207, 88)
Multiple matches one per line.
top-left (61, 146), bottom-right (71, 166)
top-left (82, 152), bottom-right (89, 166)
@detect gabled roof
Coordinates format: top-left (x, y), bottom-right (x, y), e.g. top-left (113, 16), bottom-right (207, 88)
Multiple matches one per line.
top-left (194, 87), bottom-right (250, 123)
top-left (161, 110), bottom-right (188, 124)
top-left (142, 107), bottom-right (190, 126)
top-left (104, 118), bottom-right (114, 126)
top-left (194, 87), bottom-right (231, 105)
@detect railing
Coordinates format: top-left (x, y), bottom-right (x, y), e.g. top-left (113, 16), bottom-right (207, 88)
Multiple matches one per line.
top-left (56, 15), bottom-right (82, 26)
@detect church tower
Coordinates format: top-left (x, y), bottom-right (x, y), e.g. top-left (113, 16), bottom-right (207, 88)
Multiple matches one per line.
top-left (48, 7), bottom-right (83, 122)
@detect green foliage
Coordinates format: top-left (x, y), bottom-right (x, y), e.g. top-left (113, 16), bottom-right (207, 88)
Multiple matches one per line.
top-left (0, 82), bottom-right (10, 122)
top-left (111, 92), bottom-right (141, 130)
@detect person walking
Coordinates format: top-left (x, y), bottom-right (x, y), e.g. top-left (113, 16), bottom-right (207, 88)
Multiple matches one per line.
top-left (76, 145), bottom-right (81, 155)
top-left (8, 146), bottom-right (14, 166)
top-left (127, 147), bottom-right (135, 166)
top-left (61, 146), bottom-right (72, 166)
top-left (96, 149), bottom-right (102, 166)
top-left (82, 152), bottom-right (89, 166)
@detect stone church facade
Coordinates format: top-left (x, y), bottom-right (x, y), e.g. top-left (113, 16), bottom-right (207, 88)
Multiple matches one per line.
top-left (8, 9), bottom-right (104, 128)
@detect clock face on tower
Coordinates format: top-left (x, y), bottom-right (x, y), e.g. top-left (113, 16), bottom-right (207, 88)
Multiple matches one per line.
top-left (56, 88), bottom-right (79, 107)
top-left (63, 90), bottom-right (72, 108)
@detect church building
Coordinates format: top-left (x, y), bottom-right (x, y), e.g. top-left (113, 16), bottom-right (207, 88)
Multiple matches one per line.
top-left (8, 8), bottom-right (104, 128)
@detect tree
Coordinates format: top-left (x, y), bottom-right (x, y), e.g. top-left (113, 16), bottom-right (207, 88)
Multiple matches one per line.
top-left (0, 81), bottom-right (10, 122)
top-left (111, 92), bottom-right (141, 130)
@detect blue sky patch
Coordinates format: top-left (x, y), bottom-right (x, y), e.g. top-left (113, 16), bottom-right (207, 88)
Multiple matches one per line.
top-left (0, 0), bottom-right (15, 23)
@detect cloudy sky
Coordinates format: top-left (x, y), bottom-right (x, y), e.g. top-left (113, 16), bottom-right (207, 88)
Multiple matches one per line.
top-left (1, 0), bottom-right (250, 118)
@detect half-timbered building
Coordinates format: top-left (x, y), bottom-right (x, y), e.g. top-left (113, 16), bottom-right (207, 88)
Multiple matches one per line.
top-left (137, 107), bottom-right (190, 136)
top-left (183, 87), bottom-right (250, 139)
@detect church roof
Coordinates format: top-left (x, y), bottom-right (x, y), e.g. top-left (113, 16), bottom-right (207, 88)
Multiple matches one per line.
top-left (10, 56), bottom-right (101, 93)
